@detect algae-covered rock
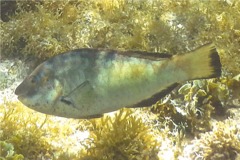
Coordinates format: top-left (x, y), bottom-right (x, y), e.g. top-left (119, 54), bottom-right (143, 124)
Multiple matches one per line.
top-left (1, 1), bottom-right (239, 74)
top-left (182, 120), bottom-right (240, 160)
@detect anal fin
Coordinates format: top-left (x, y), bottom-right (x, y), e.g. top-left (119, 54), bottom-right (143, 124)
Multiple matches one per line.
top-left (83, 114), bottom-right (103, 119)
top-left (127, 83), bottom-right (179, 108)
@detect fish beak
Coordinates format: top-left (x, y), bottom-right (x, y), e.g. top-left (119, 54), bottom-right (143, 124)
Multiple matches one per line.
top-left (15, 83), bottom-right (23, 96)
top-left (15, 81), bottom-right (28, 96)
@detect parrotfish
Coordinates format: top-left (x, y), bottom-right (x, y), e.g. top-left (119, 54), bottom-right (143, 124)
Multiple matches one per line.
top-left (15, 43), bottom-right (221, 119)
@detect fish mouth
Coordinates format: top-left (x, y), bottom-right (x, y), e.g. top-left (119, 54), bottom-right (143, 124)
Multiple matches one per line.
top-left (16, 94), bottom-right (25, 101)
top-left (15, 83), bottom-right (25, 96)
top-left (16, 94), bottom-right (32, 108)
top-left (15, 87), bottom-right (22, 96)
top-left (15, 87), bottom-right (30, 104)
top-left (15, 83), bottom-right (35, 97)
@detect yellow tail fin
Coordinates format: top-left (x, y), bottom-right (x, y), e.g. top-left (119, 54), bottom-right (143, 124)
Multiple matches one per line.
top-left (174, 43), bottom-right (222, 80)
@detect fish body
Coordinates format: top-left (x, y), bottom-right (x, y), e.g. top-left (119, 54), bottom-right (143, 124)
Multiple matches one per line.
top-left (15, 43), bottom-right (221, 118)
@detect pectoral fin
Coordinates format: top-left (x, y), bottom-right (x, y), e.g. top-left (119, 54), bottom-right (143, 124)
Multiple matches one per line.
top-left (60, 80), bottom-right (93, 108)
top-left (66, 80), bottom-right (93, 97)
top-left (60, 96), bottom-right (73, 106)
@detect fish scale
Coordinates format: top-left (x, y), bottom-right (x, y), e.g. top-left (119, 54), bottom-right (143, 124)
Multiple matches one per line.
top-left (94, 55), bottom-right (164, 104)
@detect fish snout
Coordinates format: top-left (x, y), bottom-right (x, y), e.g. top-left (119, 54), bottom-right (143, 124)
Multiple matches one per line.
top-left (15, 83), bottom-right (24, 96)
top-left (15, 81), bottom-right (31, 96)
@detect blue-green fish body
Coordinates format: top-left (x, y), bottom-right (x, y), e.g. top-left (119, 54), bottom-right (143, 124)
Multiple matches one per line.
top-left (15, 43), bottom-right (221, 118)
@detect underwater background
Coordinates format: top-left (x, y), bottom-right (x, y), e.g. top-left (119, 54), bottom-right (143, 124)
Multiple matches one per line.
top-left (0, 0), bottom-right (240, 159)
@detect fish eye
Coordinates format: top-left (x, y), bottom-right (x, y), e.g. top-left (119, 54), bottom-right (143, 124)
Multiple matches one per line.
top-left (29, 75), bottom-right (37, 84)
top-left (31, 79), bottom-right (35, 83)
top-left (45, 77), bottom-right (49, 82)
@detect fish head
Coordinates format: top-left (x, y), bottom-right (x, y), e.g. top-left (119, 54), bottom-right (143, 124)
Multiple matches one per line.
top-left (15, 63), bottom-right (62, 114)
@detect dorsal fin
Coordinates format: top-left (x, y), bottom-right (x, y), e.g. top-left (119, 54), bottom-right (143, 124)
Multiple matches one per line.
top-left (127, 83), bottom-right (179, 108)
top-left (117, 50), bottom-right (172, 60)
top-left (94, 48), bottom-right (172, 60)
top-left (57, 48), bottom-right (172, 61)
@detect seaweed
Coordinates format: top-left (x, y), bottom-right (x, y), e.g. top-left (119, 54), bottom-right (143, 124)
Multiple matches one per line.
top-left (0, 141), bottom-right (24, 160)
top-left (0, 100), bottom-right (89, 159)
top-left (1, 1), bottom-right (239, 72)
top-left (190, 120), bottom-right (240, 160)
top-left (0, 100), bottom-right (54, 159)
top-left (78, 109), bottom-right (160, 160)
top-left (151, 74), bottom-right (240, 136)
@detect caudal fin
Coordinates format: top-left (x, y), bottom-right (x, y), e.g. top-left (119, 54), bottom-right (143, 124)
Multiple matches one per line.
top-left (176, 43), bottom-right (222, 80)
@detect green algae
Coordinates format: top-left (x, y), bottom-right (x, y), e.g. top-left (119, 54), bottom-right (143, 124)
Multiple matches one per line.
top-left (1, 1), bottom-right (239, 74)
top-left (78, 109), bottom-right (160, 160)
top-left (191, 119), bottom-right (240, 159)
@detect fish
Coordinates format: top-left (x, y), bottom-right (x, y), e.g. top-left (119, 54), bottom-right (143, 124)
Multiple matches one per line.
top-left (15, 43), bottom-right (221, 119)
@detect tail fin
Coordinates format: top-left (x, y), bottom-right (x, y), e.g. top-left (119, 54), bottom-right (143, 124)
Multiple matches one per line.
top-left (175, 43), bottom-right (222, 80)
